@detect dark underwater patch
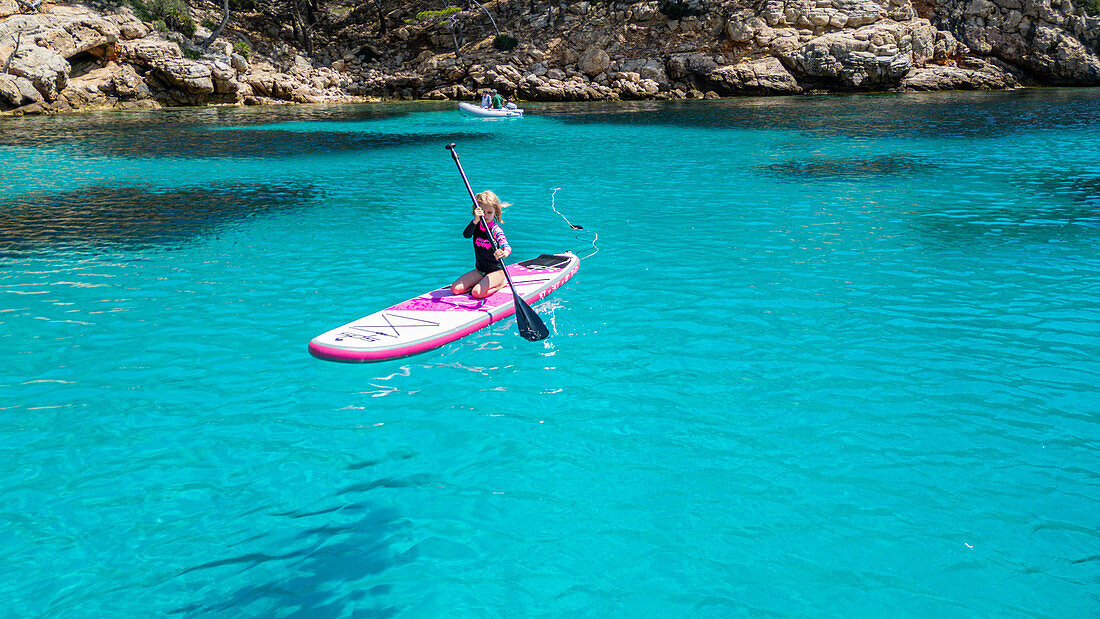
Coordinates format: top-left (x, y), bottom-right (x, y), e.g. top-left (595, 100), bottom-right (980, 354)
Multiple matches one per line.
top-left (0, 182), bottom-right (316, 255)
top-left (0, 103), bottom-right (483, 159)
top-left (87, 128), bottom-right (486, 159)
top-left (173, 504), bottom-right (407, 617)
top-left (1048, 173), bottom-right (1100, 209)
top-left (909, 197), bottom-right (1100, 250)
top-left (546, 89), bottom-right (1100, 140)
top-left (764, 154), bottom-right (936, 179)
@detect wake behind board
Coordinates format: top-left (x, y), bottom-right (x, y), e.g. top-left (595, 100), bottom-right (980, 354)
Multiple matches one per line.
top-left (309, 252), bottom-right (579, 363)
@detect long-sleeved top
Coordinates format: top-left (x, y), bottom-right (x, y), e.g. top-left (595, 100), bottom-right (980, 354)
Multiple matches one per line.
top-left (463, 219), bottom-right (510, 273)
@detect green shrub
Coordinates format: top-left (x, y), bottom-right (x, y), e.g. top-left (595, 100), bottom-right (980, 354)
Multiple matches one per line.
top-left (1084, 0), bottom-right (1099, 15)
top-left (182, 47), bottom-right (202, 59)
top-left (413, 7), bottom-right (461, 22)
top-left (658, 0), bottom-right (705, 19)
top-left (229, 0), bottom-right (255, 10)
top-left (123, 0), bottom-right (195, 36)
top-left (147, 0), bottom-right (195, 36)
top-left (233, 41), bottom-right (251, 58)
top-left (493, 33), bottom-right (518, 51)
top-left (201, 18), bottom-right (218, 29)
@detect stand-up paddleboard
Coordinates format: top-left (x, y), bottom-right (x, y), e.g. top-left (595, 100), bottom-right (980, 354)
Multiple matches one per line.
top-left (309, 252), bottom-right (578, 363)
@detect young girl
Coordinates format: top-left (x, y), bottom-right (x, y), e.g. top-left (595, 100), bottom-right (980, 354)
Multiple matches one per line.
top-left (450, 190), bottom-right (512, 299)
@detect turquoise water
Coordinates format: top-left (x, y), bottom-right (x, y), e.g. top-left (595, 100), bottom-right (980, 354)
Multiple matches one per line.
top-left (2, 90), bottom-right (1099, 616)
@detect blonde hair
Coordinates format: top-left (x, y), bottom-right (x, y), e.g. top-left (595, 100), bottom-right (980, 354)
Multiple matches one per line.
top-left (475, 190), bottom-right (510, 223)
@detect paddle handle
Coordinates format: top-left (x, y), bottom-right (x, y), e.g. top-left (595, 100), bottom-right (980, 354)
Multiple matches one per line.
top-left (447, 143), bottom-right (480, 212)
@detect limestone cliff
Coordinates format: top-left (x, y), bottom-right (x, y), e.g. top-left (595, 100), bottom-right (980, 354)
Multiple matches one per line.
top-left (1, 0), bottom-right (1097, 114)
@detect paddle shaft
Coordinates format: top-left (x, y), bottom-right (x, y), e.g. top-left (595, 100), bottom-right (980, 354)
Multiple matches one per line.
top-left (445, 143), bottom-right (548, 341)
top-left (446, 146), bottom-right (514, 277)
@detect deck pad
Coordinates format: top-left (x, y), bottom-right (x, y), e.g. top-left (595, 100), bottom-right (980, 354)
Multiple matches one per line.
top-left (309, 253), bottom-right (579, 362)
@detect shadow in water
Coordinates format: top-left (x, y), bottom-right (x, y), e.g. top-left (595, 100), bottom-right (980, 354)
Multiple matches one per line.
top-left (84, 129), bottom-right (489, 160)
top-left (541, 89), bottom-right (1100, 140)
top-left (0, 103), bottom-right (486, 159)
top-left (0, 182), bottom-right (316, 256)
top-left (1045, 173), bottom-right (1100, 210)
top-left (909, 195), bottom-right (1100, 250)
top-left (346, 448), bottom-right (418, 471)
top-left (763, 154), bottom-right (937, 179)
top-left (172, 464), bottom-right (442, 617)
top-left (173, 503), bottom-right (409, 618)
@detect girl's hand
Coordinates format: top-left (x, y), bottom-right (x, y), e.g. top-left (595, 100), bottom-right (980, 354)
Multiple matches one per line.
top-left (494, 248), bottom-right (508, 260)
top-left (473, 207), bottom-right (485, 221)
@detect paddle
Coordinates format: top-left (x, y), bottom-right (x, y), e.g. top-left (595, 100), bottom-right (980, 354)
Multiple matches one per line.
top-left (446, 143), bottom-right (550, 342)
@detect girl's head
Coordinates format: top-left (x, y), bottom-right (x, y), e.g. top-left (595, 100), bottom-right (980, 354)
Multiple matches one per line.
top-left (474, 190), bottom-right (510, 222)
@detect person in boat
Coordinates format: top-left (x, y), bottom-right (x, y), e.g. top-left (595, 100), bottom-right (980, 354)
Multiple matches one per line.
top-left (481, 90), bottom-right (492, 109)
top-left (450, 190), bottom-right (511, 299)
top-left (491, 89), bottom-right (504, 110)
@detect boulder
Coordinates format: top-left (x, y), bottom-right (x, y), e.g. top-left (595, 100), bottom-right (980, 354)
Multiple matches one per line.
top-left (667, 52), bottom-right (719, 80)
top-left (230, 52), bottom-right (250, 73)
top-left (242, 72), bottom-right (275, 97)
top-left (65, 19), bottom-right (119, 57)
top-left (1028, 25), bottom-right (1100, 82)
top-left (13, 75), bottom-right (43, 104)
top-left (424, 83), bottom-right (473, 100)
top-left (7, 45), bottom-right (70, 101)
top-left (207, 60), bottom-right (237, 93)
top-left (902, 63), bottom-right (1018, 90)
top-left (578, 46), bottom-right (610, 77)
top-left (105, 63), bottom-right (146, 98)
top-left (631, 2), bottom-right (659, 21)
top-left (119, 20), bottom-right (148, 40)
top-left (0, 74), bottom-right (30, 106)
top-left (156, 59), bottom-right (214, 94)
top-left (705, 57), bottom-right (803, 94)
top-left (118, 39), bottom-right (183, 66)
top-left (619, 57), bottom-right (669, 88)
top-left (725, 18), bottom-right (756, 43)
top-left (784, 24), bottom-right (915, 88)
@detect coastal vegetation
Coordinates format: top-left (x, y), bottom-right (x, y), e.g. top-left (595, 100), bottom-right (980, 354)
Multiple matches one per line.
top-left (1, 0), bottom-right (1098, 114)
top-left (409, 7), bottom-right (461, 24)
top-left (121, 0), bottom-right (194, 36)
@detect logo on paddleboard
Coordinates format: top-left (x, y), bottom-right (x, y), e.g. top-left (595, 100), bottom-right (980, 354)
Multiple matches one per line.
top-left (333, 312), bottom-right (441, 342)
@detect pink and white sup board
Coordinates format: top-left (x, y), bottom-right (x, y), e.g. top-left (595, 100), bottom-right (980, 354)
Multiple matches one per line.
top-left (309, 252), bottom-right (579, 363)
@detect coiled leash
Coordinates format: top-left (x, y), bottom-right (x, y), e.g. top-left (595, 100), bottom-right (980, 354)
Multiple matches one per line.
top-left (549, 187), bottom-right (599, 260)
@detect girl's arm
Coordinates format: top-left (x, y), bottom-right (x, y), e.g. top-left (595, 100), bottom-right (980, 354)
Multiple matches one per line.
top-left (490, 223), bottom-right (511, 257)
top-left (463, 221), bottom-right (478, 238)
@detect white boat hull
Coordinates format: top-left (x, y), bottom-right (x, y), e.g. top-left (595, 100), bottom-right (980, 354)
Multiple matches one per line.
top-left (458, 102), bottom-right (524, 118)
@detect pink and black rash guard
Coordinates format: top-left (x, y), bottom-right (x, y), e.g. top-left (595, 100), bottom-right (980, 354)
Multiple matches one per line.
top-left (463, 219), bottom-right (511, 274)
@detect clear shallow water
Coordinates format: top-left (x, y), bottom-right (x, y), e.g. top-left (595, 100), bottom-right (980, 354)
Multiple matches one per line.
top-left (1, 90), bottom-right (1098, 616)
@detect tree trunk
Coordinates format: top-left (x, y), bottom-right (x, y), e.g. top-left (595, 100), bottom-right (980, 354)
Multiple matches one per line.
top-left (468, 0), bottom-right (499, 37)
top-left (200, 0), bottom-right (231, 51)
top-left (373, 0), bottom-right (386, 36)
top-left (3, 33), bottom-right (21, 74)
top-left (292, 0), bottom-right (313, 55)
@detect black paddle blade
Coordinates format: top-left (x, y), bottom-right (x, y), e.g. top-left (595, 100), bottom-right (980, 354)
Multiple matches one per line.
top-left (513, 294), bottom-right (550, 341)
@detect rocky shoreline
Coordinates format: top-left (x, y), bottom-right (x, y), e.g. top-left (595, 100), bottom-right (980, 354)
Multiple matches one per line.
top-left (1, 0), bottom-right (1098, 115)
